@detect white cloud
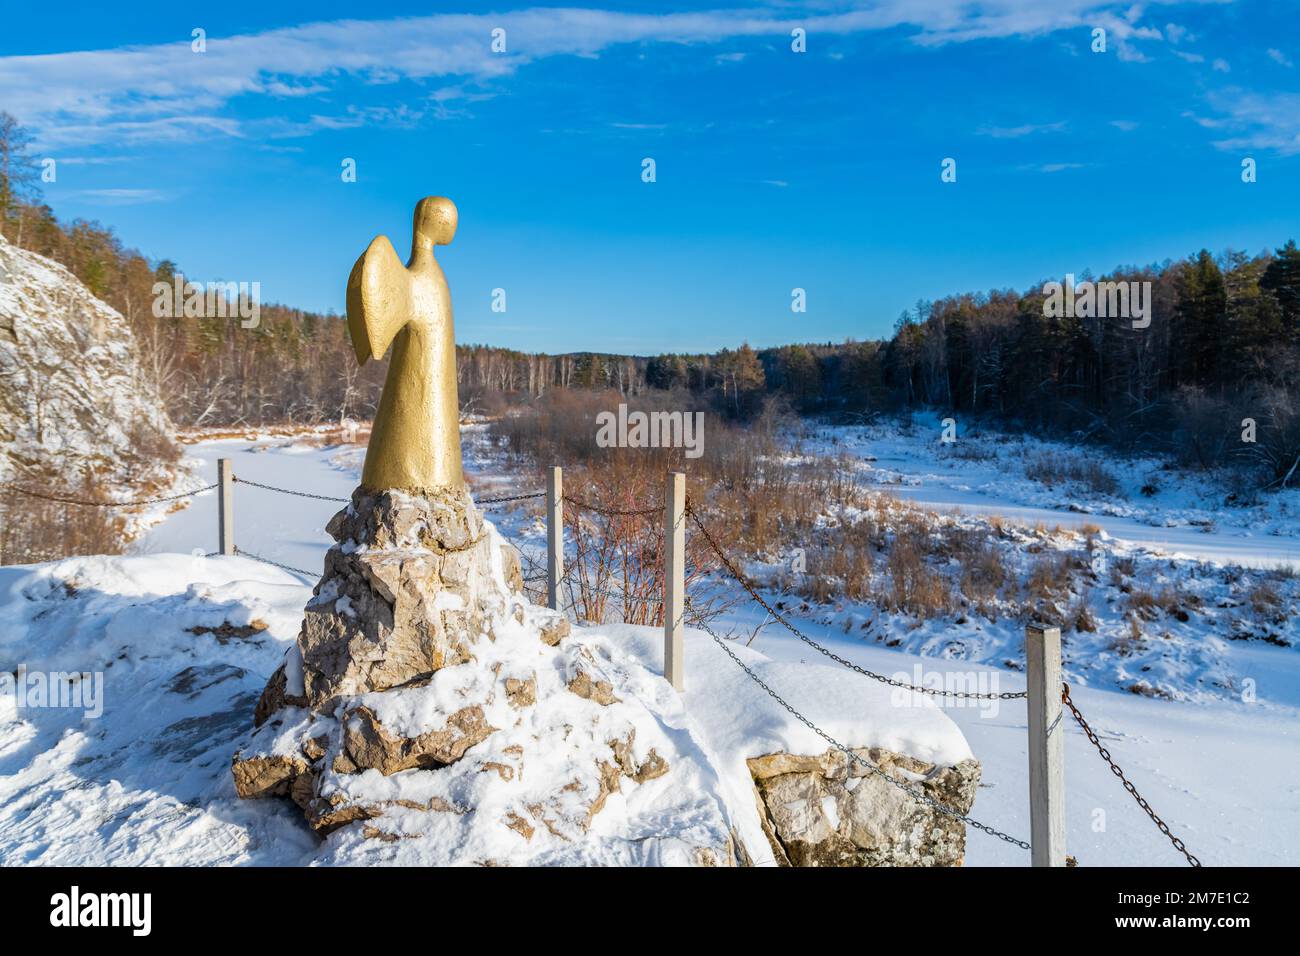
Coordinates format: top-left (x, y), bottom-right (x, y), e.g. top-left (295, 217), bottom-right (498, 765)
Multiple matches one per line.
top-left (1109, 119), bottom-right (1139, 131)
top-left (1182, 110), bottom-right (1225, 129)
top-left (1205, 90), bottom-right (1300, 155)
top-left (0, 2), bottom-right (1234, 148)
top-left (978, 121), bottom-right (1067, 138)
top-left (60, 187), bottom-right (170, 205)
top-left (1212, 57), bottom-right (1231, 72)
top-left (1174, 50), bottom-right (1205, 63)
top-left (1267, 48), bottom-right (1294, 68)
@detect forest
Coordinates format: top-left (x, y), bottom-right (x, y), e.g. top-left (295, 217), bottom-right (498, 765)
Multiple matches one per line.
top-left (3, 112), bottom-right (1297, 486)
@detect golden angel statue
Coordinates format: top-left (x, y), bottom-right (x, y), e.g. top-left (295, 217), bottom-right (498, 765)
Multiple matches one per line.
top-left (345, 197), bottom-right (464, 493)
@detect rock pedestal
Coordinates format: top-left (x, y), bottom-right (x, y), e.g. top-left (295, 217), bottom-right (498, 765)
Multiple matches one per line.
top-left (230, 487), bottom-right (739, 864)
top-left (231, 486), bottom-right (975, 866)
top-left (233, 487), bottom-right (561, 829)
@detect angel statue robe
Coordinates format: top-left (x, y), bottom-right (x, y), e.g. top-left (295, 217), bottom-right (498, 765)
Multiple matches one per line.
top-left (345, 196), bottom-right (464, 493)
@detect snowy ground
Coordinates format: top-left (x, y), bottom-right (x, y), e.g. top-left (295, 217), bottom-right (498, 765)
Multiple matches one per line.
top-left (0, 554), bottom-right (968, 867)
top-left (3, 426), bottom-right (1298, 866)
top-left (809, 411), bottom-right (1300, 570)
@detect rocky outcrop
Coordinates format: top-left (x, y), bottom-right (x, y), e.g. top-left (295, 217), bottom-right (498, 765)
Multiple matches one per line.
top-left (232, 487), bottom-right (742, 865)
top-left (749, 747), bottom-right (980, 867)
top-left (0, 231), bottom-right (176, 488)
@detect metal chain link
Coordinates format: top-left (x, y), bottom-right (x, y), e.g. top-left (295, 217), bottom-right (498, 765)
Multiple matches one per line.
top-left (690, 604), bottom-right (1030, 852)
top-left (477, 490), bottom-right (545, 505)
top-left (562, 494), bottom-right (661, 518)
top-left (56, 467), bottom-right (1191, 866)
top-left (2, 482), bottom-right (219, 508)
top-left (1061, 683), bottom-right (1201, 867)
top-left (233, 546), bottom-right (319, 580)
top-left (232, 475), bottom-right (349, 502)
top-left (685, 503), bottom-right (1026, 701)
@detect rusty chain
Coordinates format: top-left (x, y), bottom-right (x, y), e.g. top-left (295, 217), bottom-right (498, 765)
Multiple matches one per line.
top-left (3, 482), bottom-right (219, 508)
top-left (477, 490), bottom-right (545, 505)
top-left (689, 603), bottom-right (1031, 852)
top-left (233, 475), bottom-right (349, 502)
top-left (562, 494), bottom-right (661, 518)
top-left (685, 502), bottom-right (1026, 701)
top-left (233, 546), bottom-right (319, 580)
top-left (1061, 683), bottom-right (1201, 867)
top-left (236, 474), bottom-right (543, 508)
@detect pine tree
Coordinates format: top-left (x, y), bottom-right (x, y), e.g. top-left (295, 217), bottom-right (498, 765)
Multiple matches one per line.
top-left (1261, 240), bottom-right (1300, 334)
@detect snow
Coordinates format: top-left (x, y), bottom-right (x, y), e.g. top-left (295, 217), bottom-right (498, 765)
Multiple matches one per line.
top-left (3, 423), bottom-right (1298, 866)
top-left (809, 412), bottom-right (1300, 570)
top-left (0, 551), bottom-right (967, 866)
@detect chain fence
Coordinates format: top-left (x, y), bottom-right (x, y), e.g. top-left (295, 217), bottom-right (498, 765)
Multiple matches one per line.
top-left (232, 476), bottom-right (348, 502)
top-left (563, 494), bottom-right (661, 518)
top-left (7, 466), bottom-right (1204, 865)
top-left (233, 546), bottom-right (320, 580)
top-left (1, 481), bottom-right (219, 507)
top-left (685, 502), bottom-right (1026, 702)
top-left (686, 601), bottom-right (1032, 852)
top-left (1062, 683), bottom-right (1201, 867)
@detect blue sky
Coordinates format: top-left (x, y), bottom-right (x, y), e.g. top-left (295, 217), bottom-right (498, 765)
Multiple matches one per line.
top-left (2, 1), bottom-right (1298, 354)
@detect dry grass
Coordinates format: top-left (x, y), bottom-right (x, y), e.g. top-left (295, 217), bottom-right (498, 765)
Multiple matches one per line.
top-left (1247, 580), bottom-right (1284, 624)
top-left (1108, 616), bottom-right (1146, 657)
top-left (1126, 586), bottom-right (1197, 622)
top-left (1, 418), bottom-right (182, 566)
top-left (879, 532), bottom-right (954, 620)
top-left (1025, 552), bottom-right (1076, 603)
top-left (1067, 593), bottom-right (1099, 633)
top-left (0, 477), bottom-right (125, 564)
top-left (483, 390), bottom-right (1225, 632)
top-left (178, 422), bottom-right (372, 448)
top-left (1026, 450), bottom-right (1122, 497)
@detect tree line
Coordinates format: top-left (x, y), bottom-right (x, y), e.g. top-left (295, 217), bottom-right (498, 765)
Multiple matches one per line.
top-left (3, 112), bottom-right (1297, 485)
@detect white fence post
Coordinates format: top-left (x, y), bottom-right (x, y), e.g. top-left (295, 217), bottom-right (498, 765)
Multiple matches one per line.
top-left (218, 459), bottom-right (234, 556)
top-left (664, 471), bottom-right (685, 691)
top-left (1027, 623), bottom-right (1066, 866)
top-left (547, 466), bottom-right (563, 611)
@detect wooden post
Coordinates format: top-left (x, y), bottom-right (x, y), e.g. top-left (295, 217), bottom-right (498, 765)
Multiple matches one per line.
top-left (217, 458), bottom-right (234, 556)
top-left (1026, 623), bottom-right (1066, 867)
top-left (546, 466), bottom-right (562, 611)
top-left (664, 471), bottom-right (685, 691)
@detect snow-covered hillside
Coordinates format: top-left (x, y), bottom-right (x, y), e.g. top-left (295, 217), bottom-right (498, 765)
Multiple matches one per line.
top-left (810, 412), bottom-right (1300, 568)
top-left (4, 426), bottom-right (1298, 866)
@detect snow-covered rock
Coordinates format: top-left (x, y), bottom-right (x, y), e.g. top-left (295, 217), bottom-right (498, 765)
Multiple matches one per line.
top-left (749, 748), bottom-right (979, 866)
top-left (0, 539), bottom-right (979, 865)
top-left (231, 486), bottom-right (751, 863)
top-left (0, 231), bottom-right (175, 490)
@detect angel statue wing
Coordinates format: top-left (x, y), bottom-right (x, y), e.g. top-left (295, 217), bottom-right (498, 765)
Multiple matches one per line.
top-left (346, 235), bottom-right (411, 364)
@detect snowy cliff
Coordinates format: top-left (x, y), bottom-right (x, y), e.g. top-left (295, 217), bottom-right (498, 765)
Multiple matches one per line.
top-left (0, 231), bottom-right (175, 492)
